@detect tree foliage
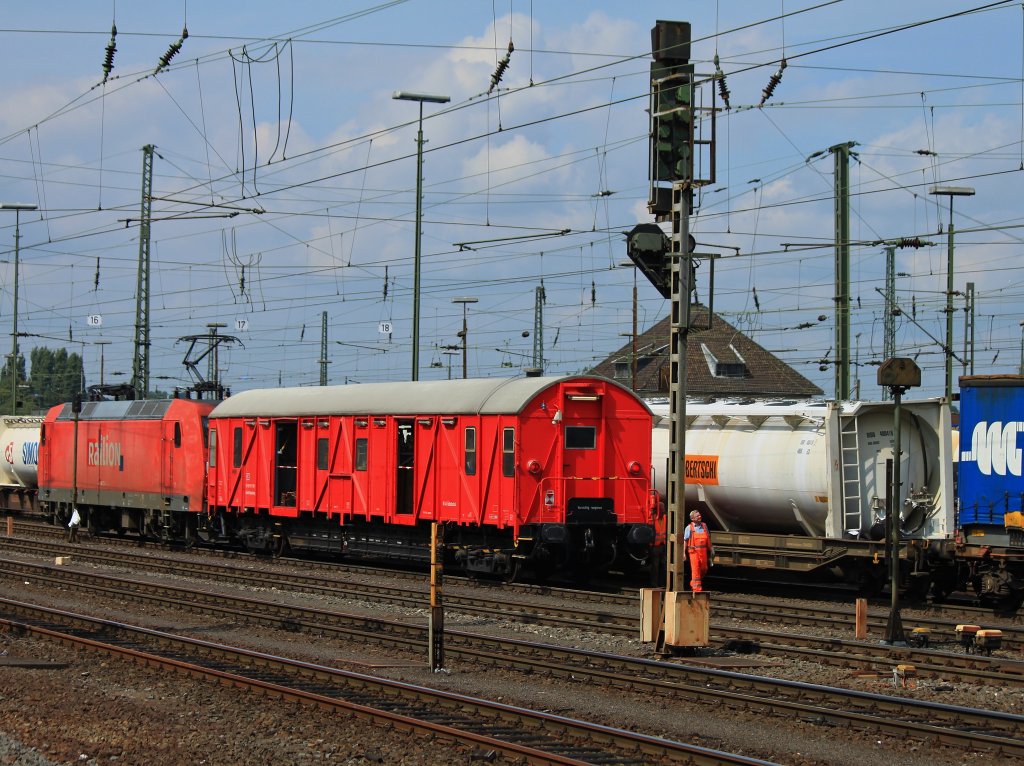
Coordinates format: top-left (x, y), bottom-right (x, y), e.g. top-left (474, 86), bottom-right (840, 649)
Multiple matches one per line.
top-left (29, 347), bottom-right (84, 412)
top-left (0, 347), bottom-right (85, 414)
top-left (0, 353), bottom-right (29, 414)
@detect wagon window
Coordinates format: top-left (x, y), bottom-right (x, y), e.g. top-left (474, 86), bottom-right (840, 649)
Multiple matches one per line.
top-left (317, 437), bottom-right (329, 471)
top-left (355, 438), bottom-right (368, 471)
top-left (209, 429), bottom-right (217, 468)
top-left (233, 427), bottom-right (243, 468)
top-left (173, 422), bottom-right (182, 448)
top-left (465, 427), bottom-right (477, 476)
top-left (565, 426), bottom-right (596, 450)
top-left (502, 427), bottom-right (515, 477)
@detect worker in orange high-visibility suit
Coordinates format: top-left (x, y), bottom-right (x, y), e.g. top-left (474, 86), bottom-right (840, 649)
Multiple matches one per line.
top-left (683, 510), bottom-right (714, 592)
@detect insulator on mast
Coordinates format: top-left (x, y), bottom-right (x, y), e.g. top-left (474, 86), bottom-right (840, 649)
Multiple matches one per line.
top-left (759, 57), bottom-right (787, 107)
top-left (713, 54), bottom-right (730, 109)
top-left (154, 27), bottom-right (189, 75)
top-left (488, 39), bottom-right (514, 94)
top-left (102, 23), bottom-right (118, 82)
top-left (898, 237), bottom-right (925, 249)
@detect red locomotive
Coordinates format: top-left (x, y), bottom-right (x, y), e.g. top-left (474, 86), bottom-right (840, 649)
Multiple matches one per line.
top-left (36, 375), bottom-right (660, 579)
top-left (206, 375), bottom-right (659, 577)
top-left (38, 397), bottom-right (216, 540)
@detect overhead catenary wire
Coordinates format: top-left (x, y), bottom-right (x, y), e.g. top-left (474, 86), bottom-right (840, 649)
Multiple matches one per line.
top-left (3, 2), bottom-right (1024, 389)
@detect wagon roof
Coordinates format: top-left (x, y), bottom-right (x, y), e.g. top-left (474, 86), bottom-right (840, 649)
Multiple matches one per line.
top-left (210, 375), bottom-right (643, 419)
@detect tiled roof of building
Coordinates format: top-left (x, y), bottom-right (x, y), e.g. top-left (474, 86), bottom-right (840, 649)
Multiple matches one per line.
top-left (589, 305), bottom-right (824, 398)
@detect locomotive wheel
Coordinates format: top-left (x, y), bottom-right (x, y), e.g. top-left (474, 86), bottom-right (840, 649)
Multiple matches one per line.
top-left (903, 572), bottom-right (932, 603)
top-left (929, 585), bottom-right (951, 603)
top-left (272, 533), bottom-right (288, 559)
top-left (928, 569), bottom-right (958, 604)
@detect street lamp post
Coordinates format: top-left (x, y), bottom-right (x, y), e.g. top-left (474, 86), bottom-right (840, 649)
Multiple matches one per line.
top-left (1, 203), bottom-right (38, 414)
top-left (393, 90), bottom-right (450, 382)
top-left (451, 297), bottom-right (478, 379)
top-left (929, 186), bottom-right (974, 400)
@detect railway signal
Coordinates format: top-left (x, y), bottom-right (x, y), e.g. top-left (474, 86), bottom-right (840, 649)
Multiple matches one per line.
top-left (642, 20), bottom-right (718, 655)
top-left (878, 357), bottom-right (921, 646)
top-left (648, 20), bottom-right (693, 217)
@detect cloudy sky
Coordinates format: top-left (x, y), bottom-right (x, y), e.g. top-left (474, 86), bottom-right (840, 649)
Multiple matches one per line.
top-left (0, 1), bottom-right (1021, 399)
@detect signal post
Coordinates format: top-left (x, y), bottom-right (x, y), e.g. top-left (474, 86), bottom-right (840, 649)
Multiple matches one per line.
top-left (428, 521), bottom-right (445, 671)
top-left (636, 19), bottom-right (717, 653)
top-left (877, 358), bottom-right (921, 646)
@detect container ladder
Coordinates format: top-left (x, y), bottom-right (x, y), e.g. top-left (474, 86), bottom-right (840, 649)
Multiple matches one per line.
top-left (839, 416), bottom-right (863, 534)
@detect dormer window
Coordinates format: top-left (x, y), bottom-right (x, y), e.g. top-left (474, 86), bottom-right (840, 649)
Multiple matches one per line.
top-left (715, 362), bottom-right (747, 377)
top-left (701, 343), bottom-right (749, 378)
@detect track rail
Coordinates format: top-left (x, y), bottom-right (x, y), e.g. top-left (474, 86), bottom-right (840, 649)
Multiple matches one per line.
top-left (0, 599), bottom-right (772, 766)
top-left (11, 519), bottom-right (1022, 627)
top-left (2, 536), bottom-right (1022, 687)
top-left (2, 559), bottom-right (1023, 759)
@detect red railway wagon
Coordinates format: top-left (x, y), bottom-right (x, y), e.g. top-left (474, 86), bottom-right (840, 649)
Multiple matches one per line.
top-left (38, 398), bottom-right (215, 538)
top-left (206, 375), bottom-right (659, 577)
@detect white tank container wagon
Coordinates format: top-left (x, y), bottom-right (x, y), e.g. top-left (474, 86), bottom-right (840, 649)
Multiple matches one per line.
top-left (0, 415), bottom-right (43, 513)
top-left (650, 398), bottom-right (957, 598)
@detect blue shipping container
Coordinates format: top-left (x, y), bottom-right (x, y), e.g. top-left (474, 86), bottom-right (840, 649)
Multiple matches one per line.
top-left (958, 376), bottom-right (1024, 526)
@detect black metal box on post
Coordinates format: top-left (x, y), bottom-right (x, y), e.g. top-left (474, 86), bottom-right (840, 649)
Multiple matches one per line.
top-left (648, 20), bottom-right (693, 219)
top-left (877, 357), bottom-right (921, 646)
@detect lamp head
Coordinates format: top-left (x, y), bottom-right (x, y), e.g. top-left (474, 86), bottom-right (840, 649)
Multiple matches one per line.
top-left (392, 91), bottom-right (450, 104)
top-left (928, 186), bottom-right (975, 198)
